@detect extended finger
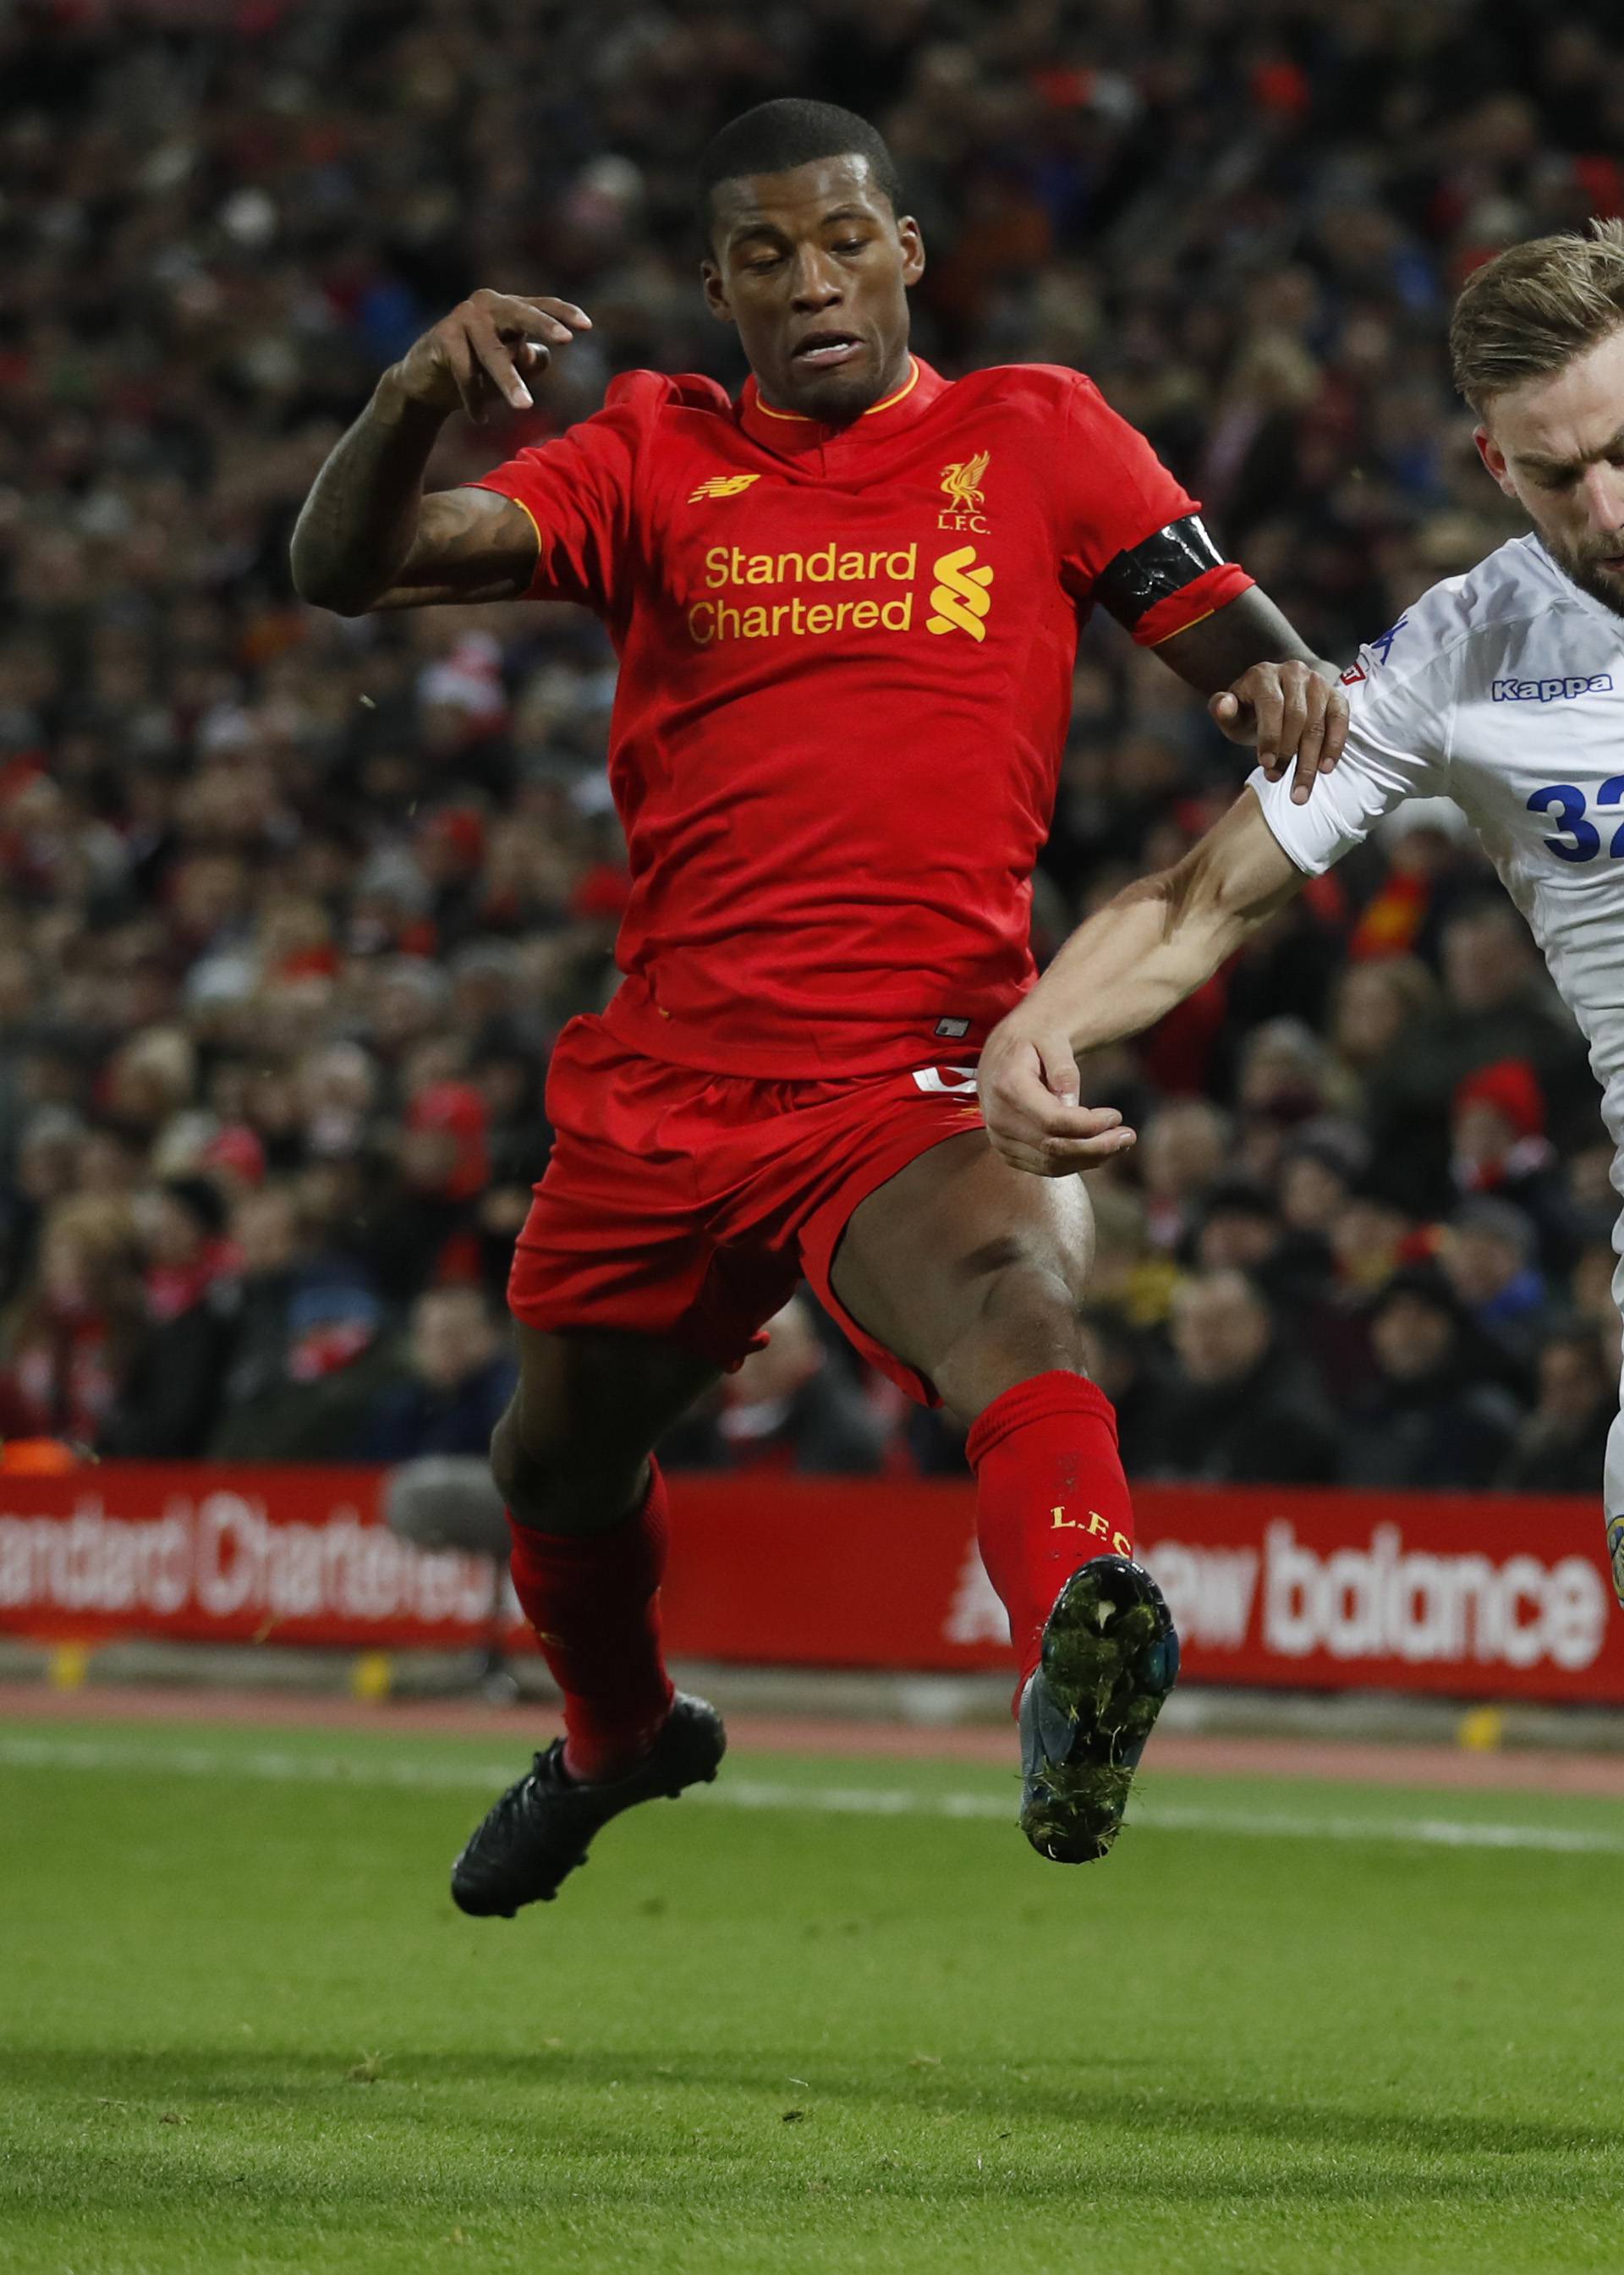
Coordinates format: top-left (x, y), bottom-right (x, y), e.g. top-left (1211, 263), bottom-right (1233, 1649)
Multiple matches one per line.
top-left (992, 1137), bottom-right (1056, 1178)
top-left (486, 294), bottom-right (592, 347)
top-left (1040, 1126), bottom-right (1138, 1168)
top-left (990, 1087), bottom-right (1123, 1142)
top-left (1321, 683), bottom-right (1349, 770)
top-left (990, 1128), bottom-right (1137, 1177)
top-left (439, 324), bottom-right (486, 422)
top-left (1253, 679), bottom-right (1286, 777)
top-left (466, 314), bottom-right (533, 410)
top-left (524, 296), bottom-right (593, 335)
top-left (1289, 701), bottom-right (1327, 805)
top-left (1276, 672), bottom-right (1309, 782)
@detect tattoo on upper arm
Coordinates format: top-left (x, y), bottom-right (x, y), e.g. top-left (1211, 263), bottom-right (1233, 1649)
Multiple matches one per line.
top-left (384, 488), bottom-right (539, 605)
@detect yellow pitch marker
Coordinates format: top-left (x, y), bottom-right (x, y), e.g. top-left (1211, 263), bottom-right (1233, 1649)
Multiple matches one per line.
top-left (350, 1651), bottom-right (393, 1702)
top-left (1457, 1705), bottom-right (1505, 1753)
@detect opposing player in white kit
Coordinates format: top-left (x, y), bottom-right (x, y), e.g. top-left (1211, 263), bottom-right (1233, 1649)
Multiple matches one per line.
top-left (976, 218), bottom-right (1624, 1592)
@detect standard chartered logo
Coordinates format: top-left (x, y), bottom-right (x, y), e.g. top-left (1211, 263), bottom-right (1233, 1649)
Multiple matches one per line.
top-left (926, 545), bottom-right (994, 642)
top-left (683, 536), bottom-right (996, 647)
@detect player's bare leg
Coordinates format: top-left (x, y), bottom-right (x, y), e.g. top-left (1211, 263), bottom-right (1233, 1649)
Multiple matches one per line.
top-left (491, 1322), bottom-right (719, 1538)
top-left (830, 1128), bottom-right (1095, 1415)
top-left (452, 1327), bottom-right (727, 1917)
top-left (831, 1130), bottom-right (1178, 1861)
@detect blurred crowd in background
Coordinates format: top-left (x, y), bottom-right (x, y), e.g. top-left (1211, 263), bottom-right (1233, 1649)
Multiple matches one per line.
top-left (3, 0), bottom-right (1623, 1491)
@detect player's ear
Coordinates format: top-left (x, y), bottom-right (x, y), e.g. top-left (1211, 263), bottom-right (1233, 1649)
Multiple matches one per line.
top-left (701, 261), bottom-right (735, 327)
top-left (897, 215), bottom-right (925, 288)
top-left (1474, 423), bottom-right (1516, 499)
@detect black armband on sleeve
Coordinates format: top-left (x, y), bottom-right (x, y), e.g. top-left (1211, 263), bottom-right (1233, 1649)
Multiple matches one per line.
top-left (1094, 514), bottom-right (1230, 632)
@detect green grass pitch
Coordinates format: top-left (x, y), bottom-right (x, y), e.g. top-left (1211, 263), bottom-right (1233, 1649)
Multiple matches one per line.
top-left (6, 1714), bottom-right (1624, 2273)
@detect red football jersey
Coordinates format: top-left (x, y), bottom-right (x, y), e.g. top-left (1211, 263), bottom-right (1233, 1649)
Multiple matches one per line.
top-left (474, 355), bottom-right (1250, 1077)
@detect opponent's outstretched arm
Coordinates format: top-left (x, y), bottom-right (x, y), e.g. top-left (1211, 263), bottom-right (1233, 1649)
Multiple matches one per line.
top-left (290, 289), bottom-right (590, 615)
top-left (978, 787), bottom-right (1303, 1176)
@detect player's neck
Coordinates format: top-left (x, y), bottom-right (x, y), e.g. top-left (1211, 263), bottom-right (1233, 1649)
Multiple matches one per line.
top-left (754, 353), bottom-right (918, 428)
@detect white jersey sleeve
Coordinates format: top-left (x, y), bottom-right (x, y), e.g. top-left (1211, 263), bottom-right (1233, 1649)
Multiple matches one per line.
top-left (1248, 596), bottom-right (1467, 876)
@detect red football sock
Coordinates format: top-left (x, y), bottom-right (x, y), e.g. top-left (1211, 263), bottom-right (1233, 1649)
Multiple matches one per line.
top-left (506, 1459), bottom-right (677, 1783)
top-left (965, 1371), bottom-right (1136, 1711)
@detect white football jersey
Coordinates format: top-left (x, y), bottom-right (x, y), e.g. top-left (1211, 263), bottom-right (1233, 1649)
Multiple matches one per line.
top-left (1249, 531), bottom-right (1624, 1515)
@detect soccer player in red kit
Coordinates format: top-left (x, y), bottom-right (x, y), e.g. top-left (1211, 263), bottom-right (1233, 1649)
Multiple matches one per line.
top-left (293, 99), bottom-right (1347, 1910)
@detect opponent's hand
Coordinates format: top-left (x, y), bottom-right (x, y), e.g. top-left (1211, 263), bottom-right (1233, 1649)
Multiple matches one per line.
top-left (1209, 660), bottom-right (1348, 805)
top-left (391, 290), bottom-right (593, 424)
top-left (978, 1017), bottom-right (1138, 1179)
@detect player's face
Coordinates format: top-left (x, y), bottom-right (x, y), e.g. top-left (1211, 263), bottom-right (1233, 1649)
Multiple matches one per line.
top-left (702, 155), bottom-right (924, 422)
top-left (1477, 327), bottom-right (1624, 618)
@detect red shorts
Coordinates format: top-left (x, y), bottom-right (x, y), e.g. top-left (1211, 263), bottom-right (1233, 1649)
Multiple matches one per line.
top-left (508, 1016), bottom-right (987, 1404)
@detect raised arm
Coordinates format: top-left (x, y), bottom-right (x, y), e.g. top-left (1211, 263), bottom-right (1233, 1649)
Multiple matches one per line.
top-left (978, 789), bottom-right (1303, 1176)
top-left (289, 289), bottom-right (591, 616)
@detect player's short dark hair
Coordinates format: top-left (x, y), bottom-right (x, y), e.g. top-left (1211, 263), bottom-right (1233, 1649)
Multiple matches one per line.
top-left (696, 99), bottom-right (903, 256)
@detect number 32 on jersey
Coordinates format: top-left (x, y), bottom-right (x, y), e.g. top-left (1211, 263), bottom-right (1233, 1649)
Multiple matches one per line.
top-left (1528, 780), bottom-right (1624, 865)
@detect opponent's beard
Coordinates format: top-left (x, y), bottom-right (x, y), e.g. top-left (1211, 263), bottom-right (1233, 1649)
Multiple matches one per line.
top-left (1543, 527), bottom-right (1624, 621)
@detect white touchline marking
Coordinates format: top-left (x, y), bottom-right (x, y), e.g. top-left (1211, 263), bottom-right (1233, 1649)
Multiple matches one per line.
top-left (2, 1731), bottom-right (1621, 1856)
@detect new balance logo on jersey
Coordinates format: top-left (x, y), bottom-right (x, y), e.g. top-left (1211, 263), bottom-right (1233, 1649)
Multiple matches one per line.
top-left (927, 546), bottom-right (994, 641)
top-left (1493, 673), bottom-right (1614, 702)
top-left (688, 474), bottom-right (761, 503)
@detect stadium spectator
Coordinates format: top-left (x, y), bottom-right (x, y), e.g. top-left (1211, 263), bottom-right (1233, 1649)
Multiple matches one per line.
top-left (208, 1185), bottom-right (387, 1459)
top-left (1439, 1195), bottom-right (1551, 1393)
top-left (1434, 902), bottom-right (1591, 1135)
top-left (355, 1285), bottom-right (518, 1463)
top-left (1074, 1304), bottom-right (1163, 1480)
top-left (1138, 1269), bottom-right (1341, 1487)
top-left (1138, 1099), bottom-right (1231, 1256)
top-left (663, 1296), bottom-right (892, 1476)
top-left (1500, 1324), bottom-right (1618, 1494)
top-left (1340, 1266), bottom-right (1522, 1492)
top-left (1189, 1178), bottom-right (1333, 1323)
top-left (98, 1178), bottom-right (233, 1458)
top-left (0, 1195), bottom-right (145, 1447)
top-left (1277, 1121), bottom-right (1369, 1244)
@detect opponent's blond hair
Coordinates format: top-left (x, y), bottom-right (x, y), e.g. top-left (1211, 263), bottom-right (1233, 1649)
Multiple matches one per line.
top-left (1450, 218), bottom-right (1624, 414)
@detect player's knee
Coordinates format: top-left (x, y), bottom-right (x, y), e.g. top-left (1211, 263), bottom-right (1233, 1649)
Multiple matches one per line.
top-left (970, 1248), bottom-right (1089, 1348)
top-left (489, 1397), bottom-right (643, 1535)
top-left (931, 1252), bottom-right (1089, 1422)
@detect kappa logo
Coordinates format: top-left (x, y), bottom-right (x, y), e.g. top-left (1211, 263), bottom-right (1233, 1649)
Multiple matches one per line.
top-left (938, 450), bottom-right (990, 533)
top-left (688, 473), bottom-right (761, 504)
top-left (927, 545), bottom-right (994, 641)
top-left (1493, 672), bottom-right (1614, 703)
